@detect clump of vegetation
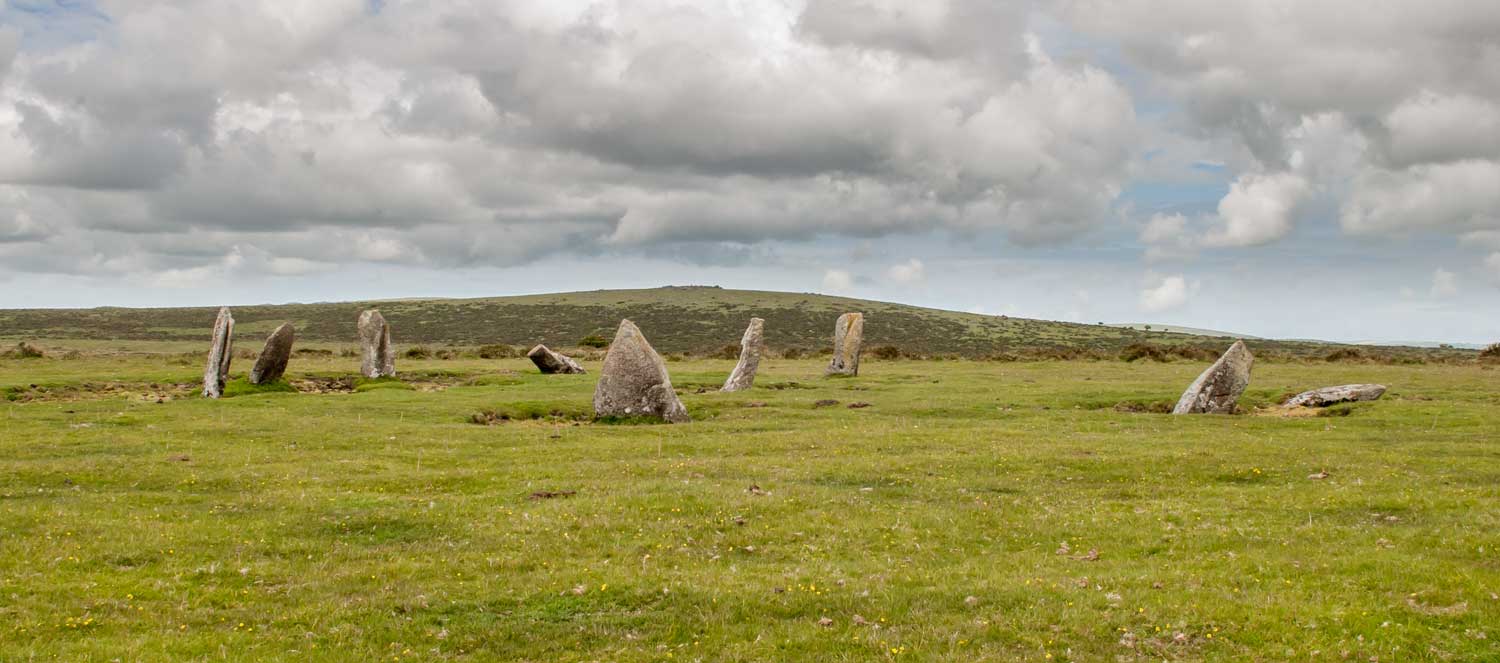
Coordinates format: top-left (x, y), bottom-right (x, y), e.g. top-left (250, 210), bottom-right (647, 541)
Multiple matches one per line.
top-left (780, 347), bottom-right (809, 360)
top-left (1120, 343), bottom-right (1169, 362)
top-left (1480, 343), bottom-right (1500, 362)
top-left (869, 345), bottom-right (903, 361)
top-left (404, 346), bottom-right (432, 359)
top-left (5, 342), bottom-right (45, 359)
top-left (478, 344), bottom-right (519, 359)
top-left (709, 343), bottom-right (741, 360)
top-left (295, 348), bottom-right (334, 356)
top-left (352, 377), bottom-right (413, 392)
top-left (578, 334), bottom-right (609, 348)
top-left (470, 402), bottom-right (592, 424)
top-left (1324, 347), bottom-right (1366, 363)
top-left (222, 377), bottom-right (298, 397)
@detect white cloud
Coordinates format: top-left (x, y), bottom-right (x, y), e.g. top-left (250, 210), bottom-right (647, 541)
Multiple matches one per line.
top-left (1341, 160), bottom-right (1500, 236)
top-left (822, 268), bottom-right (853, 292)
top-left (1430, 268), bottom-right (1459, 297)
top-left (1204, 172), bottom-right (1311, 247)
top-left (1139, 274), bottom-right (1190, 313)
top-left (1140, 212), bottom-right (1196, 260)
top-left (1486, 253), bottom-right (1500, 285)
top-left (887, 258), bottom-right (925, 284)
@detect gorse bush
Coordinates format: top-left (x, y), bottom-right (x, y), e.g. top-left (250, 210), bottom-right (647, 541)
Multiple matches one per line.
top-left (404, 346), bottom-right (432, 359)
top-left (578, 334), bottom-right (609, 348)
top-left (869, 345), bottom-right (903, 360)
top-left (8, 342), bottom-right (45, 359)
top-left (477, 344), bottom-right (518, 359)
top-left (1480, 343), bottom-right (1500, 361)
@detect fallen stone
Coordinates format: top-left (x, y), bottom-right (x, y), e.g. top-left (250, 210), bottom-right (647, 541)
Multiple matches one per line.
top-left (592, 319), bottom-right (689, 423)
top-left (1285, 384), bottom-right (1386, 408)
top-left (357, 310), bottom-right (395, 378)
top-left (1172, 340), bottom-right (1253, 414)
top-left (249, 323), bottom-right (295, 385)
top-left (721, 317), bottom-right (765, 392)
top-left (528, 344), bottom-right (586, 374)
top-left (201, 307), bottom-right (234, 399)
top-left (825, 312), bottom-right (864, 376)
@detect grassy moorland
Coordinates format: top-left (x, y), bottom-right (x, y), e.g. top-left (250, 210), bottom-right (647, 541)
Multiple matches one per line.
top-left (0, 286), bottom-right (1472, 362)
top-left (1, 345), bottom-right (1497, 662)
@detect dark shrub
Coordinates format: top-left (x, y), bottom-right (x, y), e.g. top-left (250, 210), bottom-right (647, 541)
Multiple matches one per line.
top-left (404, 346), bottom-right (432, 359)
top-left (295, 348), bottom-right (334, 356)
top-left (1120, 343), bottom-right (1168, 362)
top-left (1480, 343), bottom-right (1500, 361)
top-left (478, 344), bottom-right (518, 359)
top-left (578, 335), bottom-right (609, 348)
top-left (711, 343), bottom-right (741, 360)
top-left (1324, 348), bottom-right (1365, 363)
top-left (8, 342), bottom-right (44, 359)
top-left (869, 345), bottom-right (903, 360)
top-left (780, 347), bottom-right (807, 360)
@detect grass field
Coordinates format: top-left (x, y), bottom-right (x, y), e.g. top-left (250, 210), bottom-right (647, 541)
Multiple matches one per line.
top-left (2, 348), bottom-right (1498, 661)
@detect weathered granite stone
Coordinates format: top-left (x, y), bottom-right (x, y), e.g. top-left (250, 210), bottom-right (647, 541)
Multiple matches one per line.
top-left (721, 317), bottom-right (764, 392)
top-left (825, 312), bottom-right (864, 376)
top-left (528, 344), bottom-right (586, 374)
top-left (357, 310), bottom-right (395, 378)
top-left (1285, 384), bottom-right (1386, 408)
top-left (593, 319), bottom-right (689, 423)
top-left (202, 307), bottom-right (234, 398)
top-left (1172, 340), bottom-right (1253, 414)
top-left (249, 323), bottom-right (295, 385)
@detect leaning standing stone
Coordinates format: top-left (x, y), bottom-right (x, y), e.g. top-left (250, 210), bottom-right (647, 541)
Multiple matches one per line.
top-left (250, 323), bottom-right (295, 385)
top-left (1285, 384), bottom-right (1386, 408)
top-left (1172, 340), bottom-right (1253, 414)
top-left (202, 307), bottom-right (234, 398)
top-left (357, 309), bottom-right (395, 378)
top-left (528, 344), bottom-right (586, 374)
top-left (722, 317), bottom-right (764, 392)
top-left (593, 319), bottom-right (689, 423)
top-left (825, 312), bottom-right (864, 376)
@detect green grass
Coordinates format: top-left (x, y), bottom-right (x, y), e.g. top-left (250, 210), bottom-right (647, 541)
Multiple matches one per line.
top-left (222, 378), bottom-right (298, 397)
top-left (0, 350), bottom-right (1497, 661)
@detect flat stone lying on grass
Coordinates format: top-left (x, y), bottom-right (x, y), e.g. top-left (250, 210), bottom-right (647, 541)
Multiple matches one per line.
top-left (825, 312), bottom-right (865, 376)
top-left (201, 307), bottom-right (234, 399)
top-left (592, 319), bottom-right (689, 423)
top-left (249, 323), bottom-right (295, 385)
top-left (527, 344), bottom-right (586, 374)
top-left (1172, 340), bottom-right (1253, 414)
top-left (357, 310), bottom-right (395, 378)
top-left (1285, 384), bottom-right (1387, 408)
top-left (721, 317), bottom-right (765, 392)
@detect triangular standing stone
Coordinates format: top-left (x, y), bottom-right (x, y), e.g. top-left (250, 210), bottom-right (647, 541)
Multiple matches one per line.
top-left (593, 319), bottom-right (689, 423)
top-left (1172, 340), bottom-right (1253, 414)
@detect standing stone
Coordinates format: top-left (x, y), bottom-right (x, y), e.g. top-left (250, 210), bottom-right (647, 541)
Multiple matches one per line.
top-left (593, 319), bottom-right (689, 423)
top-left (1285, 384), bottom-right (1386, 408)
top-left (357, 309), bottom-right (395, 378)
top-left (721, 317), bottom-right (765, 392)
top-left (249, 323), bottom-right (296, 385)
top-left (528, 344), bottom-right (586, 374)
top-left (1172, 340), bottom-right (1253, 414)
top-left (202, 307), bottom-right (234, 399)
top-left (825, 312), bottom-right (864, 376)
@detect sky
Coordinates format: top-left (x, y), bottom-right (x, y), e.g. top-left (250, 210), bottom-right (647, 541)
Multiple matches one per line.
top-left (0, 1), bottom-right (1497, 344)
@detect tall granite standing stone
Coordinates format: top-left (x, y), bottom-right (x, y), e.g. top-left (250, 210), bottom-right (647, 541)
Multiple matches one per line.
top-left (721, 317), bottom-right (764, 392)
top-left (825, 312), bottom-right (864, 376)
top-left (357, 310), bottom-right (395, 378)
top-left (528, 344), bottom-right (586, 374)
top-left (1285, 384), bottom-right (1386, 408)
top-left (1172, 340), bottom-right (1253, 414)
top-left (202, 307), bottom-right (234, 399)
top-left (249, 323), bottom-right (295, 385)
top-left (593, 319), bottom-right (689, 423)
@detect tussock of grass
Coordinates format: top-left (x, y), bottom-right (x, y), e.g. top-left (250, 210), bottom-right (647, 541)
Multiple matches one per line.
top-left (221, 377), bottom-right (297, 397)
top-left (352, 376), bottom-right (414, 392)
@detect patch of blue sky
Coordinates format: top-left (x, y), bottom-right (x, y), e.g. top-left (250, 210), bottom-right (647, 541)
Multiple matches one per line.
top-left (2, 0), bottom-right (112, 51)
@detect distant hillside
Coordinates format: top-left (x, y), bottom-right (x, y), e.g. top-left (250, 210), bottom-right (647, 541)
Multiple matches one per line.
top-left (1109, 324), bottom-right (1262, 339)
top-left (0, 286), bottom-right (1471, 360)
